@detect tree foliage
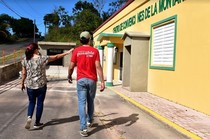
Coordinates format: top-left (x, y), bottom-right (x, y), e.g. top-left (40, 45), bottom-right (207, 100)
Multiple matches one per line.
top-left (43, 13), bottom-right (60, 27)
top-left (43, 0), bottom-right (129, 43)
top-left (11, 17), bottom-right (38, 38)
top-left (0, 14), bottom-right (38, 43)
top-left (0, 0), bottom-right (129, 43)
top-left (44, 1), bottom-right (102, 43)
top-left (104, 0), bottom-right (129, 20)
top-left (0, 14), bottom-right (13, 42)
top-left (57, 6), bottom-right (71, 27)
top-left (72, 1), bottom-right (100, 17)
top-left (93, 0), bottom-right (105, 16)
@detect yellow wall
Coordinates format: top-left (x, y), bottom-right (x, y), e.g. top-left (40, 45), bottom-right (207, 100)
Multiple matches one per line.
top-left (94, 0), bottom-right (210, 115)
top-left (148, 1), bottom-right (210, 115)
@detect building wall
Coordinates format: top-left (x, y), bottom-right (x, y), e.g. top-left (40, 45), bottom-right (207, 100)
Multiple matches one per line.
top-left (38, 42), bottom-right (75, 67)
top-left (94, 0), bottom-right (210, 115)
top-left (148, 1), bottom-right (210, 115)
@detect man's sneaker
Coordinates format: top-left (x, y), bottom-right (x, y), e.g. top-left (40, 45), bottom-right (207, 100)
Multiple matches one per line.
top-left (80, 129), bottom-right (88, 137)
top-left (87, 121), bottom-right (93, 127)
top-left (25, 117), bottom-right (32, 129)
top-left (33, 123), bottom-right (44, 129)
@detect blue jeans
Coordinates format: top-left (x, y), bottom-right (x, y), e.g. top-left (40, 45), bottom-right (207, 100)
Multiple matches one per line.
top-left (27, 85), bottom-right (47, 124)
top-left (77, 78), bottom-right (96, 130)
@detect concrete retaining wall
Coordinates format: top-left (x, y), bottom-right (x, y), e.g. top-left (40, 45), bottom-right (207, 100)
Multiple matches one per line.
top-left (0, 62), bottom-right (21, 84)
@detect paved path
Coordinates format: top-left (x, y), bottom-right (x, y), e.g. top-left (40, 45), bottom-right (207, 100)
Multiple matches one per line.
top-left (109, 86), bottom-right (210, 139)
top-left (0, 78), bottom-right (189, 139)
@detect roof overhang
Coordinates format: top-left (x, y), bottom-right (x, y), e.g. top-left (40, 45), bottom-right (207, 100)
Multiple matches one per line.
top-left (97, 32), bottom-right (123, 42)
top-left (122, 31), bottom-right (150, 40)
top-left (38, 41), bottom-right (76, 46)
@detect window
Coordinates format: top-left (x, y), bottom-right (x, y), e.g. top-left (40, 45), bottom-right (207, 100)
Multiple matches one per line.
top-left (150, 15), bottom-right (177, 70)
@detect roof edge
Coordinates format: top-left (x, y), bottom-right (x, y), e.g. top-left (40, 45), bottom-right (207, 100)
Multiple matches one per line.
top-left (38, 41), bottom-right (76, 46)
top-left (122, 31), bottom-right (150, 40)
top-left (97, 32), bottom-right (123, 41)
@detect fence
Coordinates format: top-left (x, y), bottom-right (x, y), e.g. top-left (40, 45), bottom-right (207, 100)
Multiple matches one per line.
top-left (0, 49), bottom-right (25, 65)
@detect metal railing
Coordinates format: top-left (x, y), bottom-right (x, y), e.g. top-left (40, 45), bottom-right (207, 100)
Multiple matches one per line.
top-left (0, 49), bottom-right (25, 65)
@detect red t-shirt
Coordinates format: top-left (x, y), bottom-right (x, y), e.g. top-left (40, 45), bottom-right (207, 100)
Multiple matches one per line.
top-left (71, 45), bottom-right (100, 81)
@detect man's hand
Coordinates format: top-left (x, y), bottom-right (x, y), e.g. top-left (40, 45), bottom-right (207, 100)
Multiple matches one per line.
top-left (68, 75), bottom-right (73, 83)
top-left (100, 82), bottom-right (105, 92)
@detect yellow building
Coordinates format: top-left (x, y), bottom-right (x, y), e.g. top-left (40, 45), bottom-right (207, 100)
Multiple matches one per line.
top-left (93, 0), bottom-right (210, 116)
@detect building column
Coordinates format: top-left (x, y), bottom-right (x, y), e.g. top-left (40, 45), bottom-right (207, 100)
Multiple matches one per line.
top-left (98, 45), bottom-right (104, 68)
top-left (106, 42), bottom-right (114, 86)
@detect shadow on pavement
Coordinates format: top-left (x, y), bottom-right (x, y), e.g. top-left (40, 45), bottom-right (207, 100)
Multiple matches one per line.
top-left (29, 115), bottom-right (79, 131)
top-left (44, 116), bottom-right (79, 127)
top-left (90, 113), bottom-right (139, 135)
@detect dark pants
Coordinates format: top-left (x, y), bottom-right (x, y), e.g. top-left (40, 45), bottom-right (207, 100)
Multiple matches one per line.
top-left (27, 85), bottom-right (47, 124)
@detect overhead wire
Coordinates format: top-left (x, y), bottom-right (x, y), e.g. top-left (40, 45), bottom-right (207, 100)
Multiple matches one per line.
top-left (12, 0), bottom-right (34, 18)
top-left (23, 0), bottom-right (49, 33)
top-left (0, 0), bottom-right (22, 18)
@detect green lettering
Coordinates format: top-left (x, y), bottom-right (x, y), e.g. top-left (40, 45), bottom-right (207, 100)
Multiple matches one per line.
top-left (173, 0), bottom-right (180, 6)
top-left (119, 23), bottom-right (122, 31)
top-left (122, 22), bottom-right (126, 29)
top-left (147, 6), bottom-right (151, 19)
top-left (116, 25), bottom-right (120, 32)
top-left (151, 3), bottom-right (158, 16)
top-left (129, 18), bottom-right (132, 26)
top-left (137, 10), bottom-right (144, 22)
top-left (132, 15), bottom-right (136, 25)
top-left (166, 0), bottom-right (172, 8)
top-left (159, 0), bottom-right (164, 13)
top-left (113, 27), bottom-right (117, 33)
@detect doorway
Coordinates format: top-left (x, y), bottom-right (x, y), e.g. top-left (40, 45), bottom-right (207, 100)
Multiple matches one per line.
top-left (47, 49), bottom-right (63, 66)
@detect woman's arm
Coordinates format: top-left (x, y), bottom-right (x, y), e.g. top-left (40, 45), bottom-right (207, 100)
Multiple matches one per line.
top-left (48, 48), bottom-right (74, 62)
top-left (21, 66), bottom-right (27, 91)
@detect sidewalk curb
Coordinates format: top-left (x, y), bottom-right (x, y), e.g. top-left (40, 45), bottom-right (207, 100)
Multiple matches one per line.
top-left (108, 87), bottom-right (202, 139)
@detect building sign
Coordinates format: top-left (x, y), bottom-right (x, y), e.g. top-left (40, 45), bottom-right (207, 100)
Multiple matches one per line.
top-left (113, 0), bottom-right (185, 33)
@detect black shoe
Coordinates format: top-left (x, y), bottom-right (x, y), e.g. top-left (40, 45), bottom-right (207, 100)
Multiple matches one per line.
top-left (34, 123), bottom-right (44, 129)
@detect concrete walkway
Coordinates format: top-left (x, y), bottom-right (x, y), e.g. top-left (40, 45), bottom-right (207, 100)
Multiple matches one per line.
top-left (45, 66), bottom-right (210, 139)
top-left (6, 66), bottom-right (209, 139)
top-left (109, 85), bottom-right (210, 139)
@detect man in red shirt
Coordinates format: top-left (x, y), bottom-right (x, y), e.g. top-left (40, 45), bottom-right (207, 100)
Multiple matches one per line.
top-left (68, 31), bottom-right (105, 137)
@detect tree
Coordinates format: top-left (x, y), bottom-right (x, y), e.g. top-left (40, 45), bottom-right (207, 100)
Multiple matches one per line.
top-left (72, 1), bottom-right (100, 17)
top-left (93, 0), bottom-right (106, 16)
top-left (0, 14), bottom-right (16, 42)
top-left (108, 0), bottom-right (128, 14)
top-left (11, 17), bottom-right (38, 38)
top-left (56, 6), bottom-right (71, 27)
top-left (71, 1), bottom-right (102, 37)
top-left (43, 13), bottom-right (60, 27)
top-left (43, 6), bottom-right (71, 36)
top-left (73, 9), bottom-right (102, 39)
top-left (42, 0), bottom-right (129, 42)
top-left (101, 0), bottom-right (129, 21)
top-left (44, 1), bottom-right (102, 42)
top-left (0, 14), bottom-right (13, 36)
